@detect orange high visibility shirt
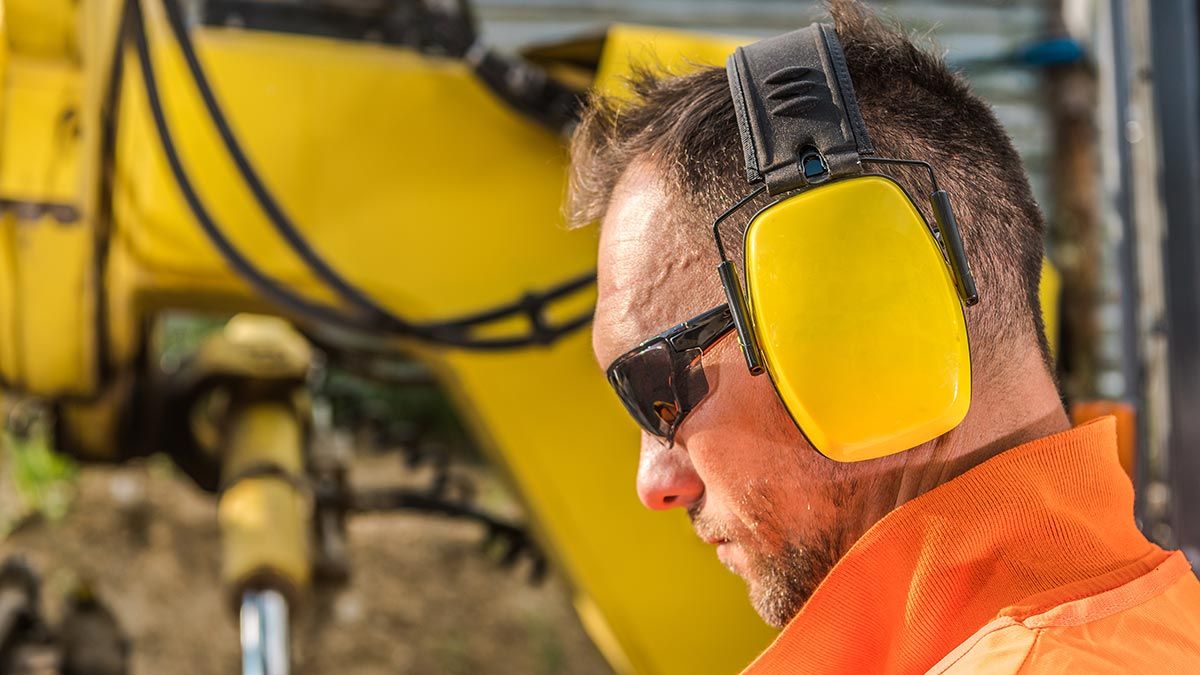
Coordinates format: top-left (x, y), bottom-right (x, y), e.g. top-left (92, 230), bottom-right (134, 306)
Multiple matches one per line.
top-left (742, 416), bottom-right (1200, 674)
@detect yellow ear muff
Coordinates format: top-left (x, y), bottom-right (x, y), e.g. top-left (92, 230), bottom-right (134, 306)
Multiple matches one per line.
top-left (744, 175), bottom-right (971, 462)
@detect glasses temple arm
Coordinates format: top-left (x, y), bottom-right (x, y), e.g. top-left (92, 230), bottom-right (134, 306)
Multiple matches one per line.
top-left (709, 185), bottom-right (768, 374)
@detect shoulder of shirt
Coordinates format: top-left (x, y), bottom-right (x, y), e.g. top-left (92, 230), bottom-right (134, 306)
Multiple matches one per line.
top-left (927, 552), bottom-right (1200, 675)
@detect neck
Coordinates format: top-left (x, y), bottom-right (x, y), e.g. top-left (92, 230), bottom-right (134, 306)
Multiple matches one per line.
top-left (890, 345), bottom-right (1070, 510)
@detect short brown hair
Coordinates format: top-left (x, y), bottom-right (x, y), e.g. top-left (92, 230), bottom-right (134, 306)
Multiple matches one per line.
top-left (569, 0), bottom-right (1050, 370)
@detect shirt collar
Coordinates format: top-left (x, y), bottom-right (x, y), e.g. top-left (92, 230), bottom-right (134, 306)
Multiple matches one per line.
top-left (743, 416), bottom-right (1164, 674)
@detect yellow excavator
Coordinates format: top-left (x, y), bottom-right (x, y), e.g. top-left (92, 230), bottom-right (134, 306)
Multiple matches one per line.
top-left (0, 1), bottom-right (1061, 673)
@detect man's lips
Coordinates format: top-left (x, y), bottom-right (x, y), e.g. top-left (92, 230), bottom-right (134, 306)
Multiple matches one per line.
top-left (693, 516), bottom-right (729, 546)
top-left (695, 525), bottom-right (740, 573)
top-left (714, 540), bottom-right (740, 574)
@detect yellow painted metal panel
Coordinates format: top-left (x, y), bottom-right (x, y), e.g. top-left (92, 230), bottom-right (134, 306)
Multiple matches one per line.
top-left (0, 213), bottom-right (17, 382)
top-left (595, 24), bottom-right (748, 97)
top-left (0, 53), bottom-right (94, 395)
top-left (0, 57), bottom-right (81, 201)
top-left (0, 6), bottom-right (13, 385)
top-left (12, 215), bottom-right (94, 393)
top-left (1041, 258), bottom-right (1061, 358)
top-left (4, 0), bottom-right (78, 59)
top-left (0, 3), bottom-right (8, 86)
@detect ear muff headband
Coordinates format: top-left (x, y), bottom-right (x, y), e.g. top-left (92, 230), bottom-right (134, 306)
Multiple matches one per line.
top-left (727, 23), bottom-right (873, 192)
top-left (714, 24), bottom-right (981, 462)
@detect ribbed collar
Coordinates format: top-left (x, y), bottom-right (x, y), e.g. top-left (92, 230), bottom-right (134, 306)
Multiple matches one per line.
top-left (742, 416), bottom-right (1165, 674)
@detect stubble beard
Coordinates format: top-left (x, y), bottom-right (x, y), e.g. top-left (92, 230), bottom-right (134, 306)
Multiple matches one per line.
top-left (691, 503), bottom-right (844, 629)
top-left (745, 535), bottom-right (841, 628)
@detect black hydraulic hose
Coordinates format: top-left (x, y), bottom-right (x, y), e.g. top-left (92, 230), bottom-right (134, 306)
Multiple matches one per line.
top-left (428, 271), bottom-right (595, 330)
top-left (129, 0), bottom-right (596, 349)
top-left (159, 0), bottom-right (408, 332)
top-left (131, 0), bottom-right (375, 330)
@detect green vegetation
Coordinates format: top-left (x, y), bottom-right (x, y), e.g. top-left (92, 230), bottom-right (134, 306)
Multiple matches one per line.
top-left (530, 614), bottom-right (568, 675)
top-left (0, 417), bottom-right (78, 538)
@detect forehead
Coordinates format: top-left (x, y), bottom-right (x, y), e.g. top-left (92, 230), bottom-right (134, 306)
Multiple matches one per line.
top-left (593, 163), bottom-right (724, 367)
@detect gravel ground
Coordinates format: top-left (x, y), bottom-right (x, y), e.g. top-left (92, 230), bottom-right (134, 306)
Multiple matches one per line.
top-left (0, 453), bottom-right (612, 675)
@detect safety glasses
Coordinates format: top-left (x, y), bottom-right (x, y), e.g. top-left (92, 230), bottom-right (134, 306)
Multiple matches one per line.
top-left (605, 304), bottom-right (735, 443)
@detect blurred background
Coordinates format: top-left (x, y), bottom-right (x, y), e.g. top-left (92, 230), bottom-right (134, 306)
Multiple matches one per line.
top-left (0, 0), bottom-right (1197, 673)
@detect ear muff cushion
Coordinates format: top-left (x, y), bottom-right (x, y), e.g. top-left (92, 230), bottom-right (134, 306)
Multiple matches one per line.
top-left (744, 175), bottom-right (971, 462)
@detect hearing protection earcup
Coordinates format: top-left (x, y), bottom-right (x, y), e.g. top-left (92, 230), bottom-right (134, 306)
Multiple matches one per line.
top-left (744, 175), bottom-right (971, 462)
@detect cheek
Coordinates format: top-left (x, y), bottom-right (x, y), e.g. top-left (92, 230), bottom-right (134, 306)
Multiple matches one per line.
top-left (680, 356), bottom-right (812, 505)
top-left (679, 352), bottom-right (855, 543)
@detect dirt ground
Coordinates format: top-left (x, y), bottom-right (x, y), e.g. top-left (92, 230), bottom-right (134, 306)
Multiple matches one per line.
top-left (0, 453), bottom-right (613, 675)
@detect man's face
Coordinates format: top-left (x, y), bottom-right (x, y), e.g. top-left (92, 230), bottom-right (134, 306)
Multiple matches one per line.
top-left (592, 165), bottom-right (866, 627)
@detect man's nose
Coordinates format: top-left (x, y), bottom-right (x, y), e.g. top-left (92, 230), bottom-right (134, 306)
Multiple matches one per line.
top-left (636, 433), bottom-right (704, 510)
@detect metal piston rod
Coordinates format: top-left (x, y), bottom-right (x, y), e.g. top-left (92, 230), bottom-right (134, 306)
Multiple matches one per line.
top-left (240, 590), bottom-right (290, 675)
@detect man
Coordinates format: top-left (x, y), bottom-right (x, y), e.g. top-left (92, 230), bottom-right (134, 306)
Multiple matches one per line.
top-left (568, 1), bottom-right (1200, 672)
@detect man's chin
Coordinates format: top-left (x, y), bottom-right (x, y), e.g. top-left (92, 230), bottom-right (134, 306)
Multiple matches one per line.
top-left (736, 541), bottom-right (832, 629)
top-left (712, 543), bottom-right (795, 627)
top-left (746, 574), bottom-right (805, 629)
top-left (702, 525), bottom-right (845, 627)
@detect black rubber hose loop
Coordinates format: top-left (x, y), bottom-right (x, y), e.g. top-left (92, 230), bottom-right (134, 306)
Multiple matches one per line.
top-left (130, 0), bottom-right (596, 349)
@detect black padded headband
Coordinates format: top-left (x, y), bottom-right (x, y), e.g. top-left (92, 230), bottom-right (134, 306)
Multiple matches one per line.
top-left (726, 24), bottom-right (874, 195)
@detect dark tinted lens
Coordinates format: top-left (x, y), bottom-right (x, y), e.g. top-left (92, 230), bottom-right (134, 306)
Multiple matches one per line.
top-left (605, 305), bottom-right (732, 442)
top-left (678, 351), bottom-right (710, 412)
top-left (607, 341), bottom-right (679, 438)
